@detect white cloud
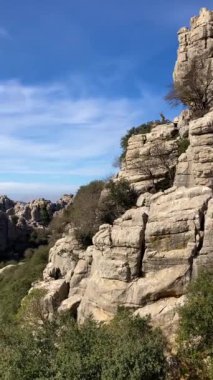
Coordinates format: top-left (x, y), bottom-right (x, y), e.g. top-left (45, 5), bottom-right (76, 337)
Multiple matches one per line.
top-left (0, 78), bottom-right (176, 200)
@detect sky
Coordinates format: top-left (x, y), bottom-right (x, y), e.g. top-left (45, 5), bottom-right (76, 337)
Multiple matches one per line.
top-left (0, 0), bottom-right (212, 201)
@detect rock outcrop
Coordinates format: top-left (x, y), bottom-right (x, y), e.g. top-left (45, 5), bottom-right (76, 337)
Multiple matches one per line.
top-left (118, 123), bottom-right (179, 194)
top-left (27, 8), bottom-right (213, 339)
top-left (35, 186), bottom-right (212, 337)
top-left (174, 7), bottom-right (213, 103)
top-left (0, 194), bottom-right (73, 260)
top-left (175, 111), bottom-right (213, 188)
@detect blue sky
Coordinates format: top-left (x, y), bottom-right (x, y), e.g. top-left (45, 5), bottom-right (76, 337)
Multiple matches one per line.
top-left (0, 0), bottom-right (212, 200)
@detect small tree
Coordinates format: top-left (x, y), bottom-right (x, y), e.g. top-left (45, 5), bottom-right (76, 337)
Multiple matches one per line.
top-left (97, 179), bottom-right (137, 224)
top-left (166, 56), bottom-right (213, 117)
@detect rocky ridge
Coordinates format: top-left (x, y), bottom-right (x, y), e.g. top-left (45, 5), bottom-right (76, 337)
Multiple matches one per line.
top-left (174, 7), bottom-right (213, 95)
top-left (29, 8), bottom-right (213, 338)
top-left (0, 194), bottom-right (73, 260)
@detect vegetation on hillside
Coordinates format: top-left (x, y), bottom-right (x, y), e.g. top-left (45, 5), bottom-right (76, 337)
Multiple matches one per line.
top-left (0, 267), bottom-right (212, 379)
top-left (0, 309), bottom-right (167, 380)
top-left (49, 178), bottom-right (137, 247)
top-left (177, 137), bottom-right (190, 156)
top-left (0, 245), bottom-right (49, 323)
top-left (175, 270), bottom-right (213, 380)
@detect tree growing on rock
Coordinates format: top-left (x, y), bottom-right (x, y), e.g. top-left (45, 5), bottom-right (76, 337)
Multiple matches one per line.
top-left (166, 56), bottom-right (213, 117)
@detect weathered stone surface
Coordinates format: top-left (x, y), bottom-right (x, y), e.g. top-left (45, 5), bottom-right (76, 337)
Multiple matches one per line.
top-left (118, 123), bottom-right (179, 194)
top-left (143, 186), bottom-right (212, 272)
top-left (175, 111), bottom-right (213, 189)
top-left (174, 8), bottom-right (213, 110)
top-left (31, 279), bottom-right (69, 319)
top-left (194, 198), bottom-right (213, 273)
top-left (58, 295), bottom-right (81, 315)
top-left (14, 195), bottom-right (73, 227)
top-left (0, 194), bottom-right (73, 260)
top-left (36, 185), bottom-right (213, 327)
top-left (44, 228), bottom-right (83, 280)
top-left (174, 109), bottom-right (192, 138)
top-left (136, 192), bottom-right (152, 207)
top-left (134, 296), bottom-right (186, 340)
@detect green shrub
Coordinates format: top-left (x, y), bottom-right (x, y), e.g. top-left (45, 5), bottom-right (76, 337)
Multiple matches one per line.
top-left (39, 206), bottom-right (51, 226)
top-left (98, 179), bottom-right (137, 224)
top-left (69, 180), bottom-right (105, 247)
top-left (0, 309), bottom-right (167, 379)
top-left (177, 138), bottom-right (190, 156)
top-left (48, 181), bottom-right (104, 247)
top-left (48, 204), bottom-right (73, 243)
top-left (0, 245), bottom-right (49, 323)
top-left (176, 270), bottom-right (213, 380)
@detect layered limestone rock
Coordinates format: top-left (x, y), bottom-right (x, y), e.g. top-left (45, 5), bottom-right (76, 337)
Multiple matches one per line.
top-left (143, 186), bottom-right (212, 272)
top-left (175, 111), bottom-right (213, 188)
top-left (194, 198), bottom-right (213, 272)
top-left (32, 227), bottom-right (92, 319)
top-left (174, 8), bottom-right (213, 97)
top-left (13, 195), bottom-right (73, 227)
top-left (36, 185), bottom-right (212, 338)
top-left (43, 228), bottom-right (83, 280)
top-left (0, 194), bottom-right (73, 260)
top-left (78, 187), bottom-right (211, 327)
top-left (118, 123), bottom-right (179, 194)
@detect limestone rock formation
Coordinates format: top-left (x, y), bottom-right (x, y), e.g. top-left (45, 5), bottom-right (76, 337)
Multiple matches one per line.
top-left (0, 194), bottom-right (73, 260)
top-left (36, 186), bottom-right (212, 337)
top-left (143, 186), bottom-right (212, 272)
top-left (118, 123), bottom-right (179, 194)
top-left (175, 110), bottom-right (213, 188)
top-left (14, 195), bottom-right (73, 227)
top-left (0, 196), bottom-right (15, 212)
top-left (194, 198), bottom-right (213, 272)
top-left (174, 8), bottom-right (213, 102)
top-left (27, 8), bottom-right (213, 338)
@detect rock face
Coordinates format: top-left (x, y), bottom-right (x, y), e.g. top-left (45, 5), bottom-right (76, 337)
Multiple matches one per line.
top-left (175, 111), bottom-right (213, 188)
top-left (13, 195), bottom-right (73, 227)
top-left (143, 186), bottom-right (212, 272)
top-left (174, 8), bottom-right (213, 102)
top-left (36, 186), bottom-right (212, 337)
top-left (194, 198), bottom-right (213, 272)
top-left (0, 194), bottom-right (73, 260)
top-left (118, 123), bottom-right (179, 194)
top-left (27, 9), bottom-right (213, 338)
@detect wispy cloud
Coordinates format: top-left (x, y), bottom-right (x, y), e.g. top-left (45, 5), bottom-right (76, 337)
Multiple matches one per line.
top-left (0, 78), bottom-right (176, 200)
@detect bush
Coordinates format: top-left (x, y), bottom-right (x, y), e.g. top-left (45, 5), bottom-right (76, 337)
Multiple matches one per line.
top-left (70, 180), bottom-right (105, 247)
top-left (177, 138), bottom-right (190, 156)
top-left (0, 245), bottom-right (49, 322)
top-left (176, 270), bottom-right (213, 380)
top-left (98, 179), bottom-right (137, 224)
top-left (0, 309), bottom-right (167, 379)
top-left (39, 206), bottom-right (51, 226)
top-left (49, 204), bottom-right (73, 242)
top-left (49, 179), bottom-right (136, 247)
